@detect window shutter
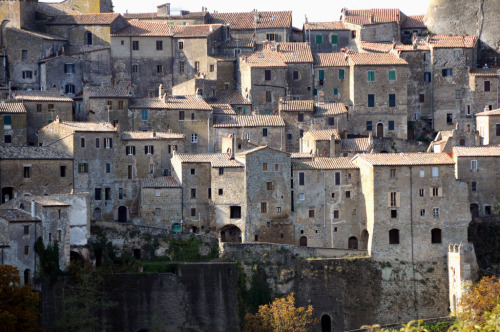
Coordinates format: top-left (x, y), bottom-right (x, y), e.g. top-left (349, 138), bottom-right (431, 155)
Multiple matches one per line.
top-left (109, 138), bottom-right (112, 148)
top-left (151, 146), bottom-right (154, 155)
top-left (125, 147), bottom-right (128, 155)
top-left (242, 107), bottom-right (246, 115)
top-left (387, 192), bottom-right (391, 207)
top-left (430, 188), bottom-right (433, 197)
top-left (396, 192), bottom-right (400, 207)
top-left (318, 70), bottom-right (325, 80)
top-left (438, 187), bottom-right (443, 197)
top-left (133, 146), bottom-right (136, 155)
top-left (145, 146), bottom-right (148, 154)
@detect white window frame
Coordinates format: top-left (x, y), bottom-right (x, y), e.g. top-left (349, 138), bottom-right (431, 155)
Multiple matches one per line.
top-left (191, 133), bottom-right (198, 143)
top-left (432, 167), bottom-right (439, 177)
top-left (471, 160), bottom-right (477, 171)
top-left (433, 207), bottom-right (440, 217)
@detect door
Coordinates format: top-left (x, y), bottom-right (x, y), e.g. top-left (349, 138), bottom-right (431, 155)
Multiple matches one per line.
top-left (377, 123), bottom-right (384, 137)
top-left (299, 236), bottom-right (307, 246)
top-left (348, 236), bottom-right (358, 249)
top-left (118, 206), bottom-right (127, 223)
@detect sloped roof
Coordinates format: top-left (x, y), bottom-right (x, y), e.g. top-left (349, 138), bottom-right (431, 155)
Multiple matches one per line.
top-left (279, 100), bottom-right (314, 112)
top-left (209, 103), bottom-right (237, 115)
top-left (0, 102), bottom-right (27, 114)
top-left (348, 53), bottom-right (408, 66)
top-left (270, 42), bottom-right (313, 63)
top-left (360, 41), bottom-right (429, 52)
top-left (112, 21), bottom-right (222, 38)
top-left (57, 121), bottom-right (117, 132)
top-left (344, 9), bottom-right (402, 25)
top-left (47, 13), bottom-right (122, 25)
top-left (427, 35), bottom-right (478, 49)
top-left (293, 157), bottom-right (359, 170)
top-left (123, 11), bottom-right (207, 20)
top-left (29, 196), bottom-right (70, 207)
top-left (207, 91), bottom-right (251, 105)
top-left (340, 138), bottom-right (373, 152)
top-left (213, 115), bottom-right (285, 128)
top-left (241, 50), bottom-right (287, 68)
top-left (175, 153), bottom-right (243, 168)
top-left (0, 146), bottom-right (72, 159)
top-left (165, 95), bottom-right (212, 111)
top-left (121, 131), bottom-right (184, 140)
top-left (142, 176), bottom-right (180, 188)
top-left (209, 11), bottom-right (292, 30)
top-left (314, 102), bottom-right (348, 116)
top-left (401, 15), bottom-right (426, 29)
top-left (129, 98), bottom-right (167, 109)
top-left (453, 146), bottom-right (500, 157)
top-left (354, 153), bottom-right (454, 166)
top-left (303, 129), bottom-right (340, 141)
top-left (469, 68), bottom-right (500, 77)
top-left (220, 38), bottom-right (254, 49)
top-left (475, 109), bottom-right (500, 117)
top-left (6, 27), bottom-right (67, 41)
top-left (314, 52), bottom-right (349, 67)
top-left (85, 85), bottom-right (130, 98)
top-left (0, 209), bottom-right (39, 222)
top-left (14, 90), bottom-right (73, 102)
top-left (304, 21), bottom-right (347, 31)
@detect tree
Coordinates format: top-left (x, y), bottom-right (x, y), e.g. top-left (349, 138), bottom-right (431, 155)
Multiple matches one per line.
top-left (244, 293), bottom-right (317, 332)
top-left (0, 265), bottom-right (43, 332)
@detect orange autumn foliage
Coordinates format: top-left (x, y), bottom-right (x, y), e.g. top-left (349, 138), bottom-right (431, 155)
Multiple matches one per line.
top-left (459, 276), bottom-right (500, 325)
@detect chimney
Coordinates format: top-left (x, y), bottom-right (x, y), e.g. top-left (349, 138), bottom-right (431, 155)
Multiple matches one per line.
top-left (163, 92), bottom-right (167, 103)
top-left (370, 13), bottom-right (374, 24)
top-left (157, 3), bottom-right (170, 17)
top-left (152, 130), bottom-right (156, 138)
top-left (31, 201), bottom-right (35, 218)
top-left (158, 84), bottom-right (164, 100)
top-left (230, 133), bottom-right (236, 160)
top-left (209, 25), bottom-right (213, 32)
top-left (55, 115), bottom-right (60, 123)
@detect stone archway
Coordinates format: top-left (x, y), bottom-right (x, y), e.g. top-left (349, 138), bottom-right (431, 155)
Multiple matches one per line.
top-left (219, 224), bottom-right (242, 243)
top-left (348, 236), bottom-right (358, 249)
top-left (360, 230), bottom-right (369, 249)
top-left (377, 123), bottom-right (384, 137)
top-left (321, 314), bottom-right (332, 332)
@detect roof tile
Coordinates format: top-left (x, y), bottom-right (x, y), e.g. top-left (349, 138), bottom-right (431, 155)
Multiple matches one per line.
top-left (165, 95), bottom-right (212, 110)
top-left (279, 100), bottom-right (314, 112)
top-left (304, 21), bottom-right (347, 31)
top-left (314, 102), bottom-right (348, 116)
top-left (303, 129), bottom-right (340, 141)
top-left (453, 146), bottom-right (500, 157)
top-left (293, 157), bottom-right (359, 170)
top-left (142, 176), bottom-right (180, 188)
top-left (209, 11), bottom-right (292, 30)
top-left (175, 153), bottom-right (243, 168)
top-left (213, 114), bottom-right (285, 128)
top-left (355, 152), bottom-right (454, 165)
top-left (344, 9), bottom-right (402, 25)
top-left (0, 102), bottom-right (27, 114)
top-left (314, 52), bottom-right (349, 67)
top-left (348, 53), bottom-right (408, 65)
top-left (121, 131), bottom-right (184, 140)
top-left (14, 90), bottom-right (73, 102)
top-left (0, 146), bottom-right (72, 159)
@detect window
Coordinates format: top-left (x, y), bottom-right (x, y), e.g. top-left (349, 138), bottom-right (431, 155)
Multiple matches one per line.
top-left (261, 202), bottom-right (267, 213)
top-left (265, 70), bottom-right (271, 81)
top-left (389, 192), bottom-right (399, 207)
top-left (328, 117), bottom-right (334, 126)
top-left (156, 208), bottom-right (161, 216)
top-left (22, 71), bottom-right (33, 79)
top-left (118, 188), bottom-right (123, 200)
top-left (338, 69), bottom-right (345, 80)
top-left (315, 35), bottom-right (323, 45)
top-left (431, 187), bottom-right (442, 197)
top-left (191, 133), bottom-right (198, 143)
top-left (419, 94), bottom-right (425, 103)
top-left (388, 70), bottom-right (396, 81)
top-left (431, 228), bottom-right (442, 244)
top-left (132, 41), bottom-right (139, 50)
top-left (24, 246), bottom-right (29, 255)
top-left (445, 113), bottom-right (453, 125)
top-left (455, 90), bottom-right (461, 99)
top-left (333, 88), bottom-right (338, 96)
top-left (318, 70), bottom-right (324, 83)
top-left (262, 163), bottom-right (268, 171)
top-left (60, 165), bottom-right (66, 177)
top-left (191, 208), bottom-right (196, 217)
top-left (265, 91), bottom-right (272, 103)
top-left (37, 104), bottom-right (42, 112)
top-left (266, 182), bottom-right (273, 190)
top-left (497, 124), bottom-right (500, 137)
top-left (389, 229), bottom-right (399, 244)
top-left (351, 30), bottom-right (356, 38)
top-left (484, 80), bottom-right (491, 92)
top-left (345, 191), bottom-right (351, 198)
top-left (139, 109), bottom-right (148, 121)
top-left (471, 160), bottom-right (477, 171)
top-left (293, 71), bottom-right (299, 80)
top-left (391, 209), bottom-right (397, 218)
top-left (218, 188), bottom-right (223, 196)
top-left (331, 34), bottom-right (338, 44)
top-left (333, 210), bottom-right (339, 219)
top-left (126, 146), bottom-right (136, 155)
top-left (179, 61), bottom-right (185, 73)
top-left (78, 163), bottom-right (88, 173)
top-left (485, 205), bottom-right (492, 215)
top-left (309, 209), bottom-right (315, 218)
top-left (105, 188), bottom-right (111, 200)
top-left (178, 41), bottom-right (184, 49)
top-left (432, 167), bottom-right (439, 177)
top-left (245, 133), bottom-right (251, 141)
top-left (179, 111), bottom-right (185, 120)
top-left (366, 121), bottom-right (373, 131)
top-left (145, 145), bottom-right (154, 154)
top-left (298, 113), bottom-right (304, 122)
top-left (210, 64), bottom-right (214, 72)
top-left (471, 181), bottom-right (477, 191)
top-left (132, 64), bottom-right (139, 73)
top-left (368, 70), bottom-right (375, 82)
top-left (230, 206), bottom-right (241, 219)
top-left (335, 172), bottom-right (340, 185)
top-left (433, 207), bottom-right (440, 217)
top-left (390, 168), bottom-right (396, 178)
top-left (191, 188), bottom-right (196, 199)
top-left (299, 193), bottom-right (305, 200)
top-left (22, 165), bottom-right (31, 179)
top-left (388, 120), bottom-right (395, 130)
top-left (424, 53), bottom-right (429, 61)
top-left (95, 188), bottom-right (102, 200)
top-left (3, 115), bottom-right (11, 128)
top-left (156, 40), bottom-right (163, 50)
top-left (64, 63), bottom-right (75, 74)
top-left (389, 94), bottom-right (396, 107)
top-left (299, 172), bottom-right (305, 186)
top-left (420, 209), bottom-right (426, 216)
top-left (106, 163), bottom-right (111, 173)
top-left (94, 138), bottom-right (100, 148)
top-left (266, 33), bottom-right (279, 41)
top-left (86, 32), bottom-right (93, 45)
top-left (22, 50), bottom-right (27, 60)
top-left (419, 170), bottom-right (425, 178)
top-left (368, 94), bottom-right (375, 107)
top-left (104, 138), bottom-right (112, 148)
top-left (156, 65), bottom-right (163, 73)
top-left (442, 68), bottom-right (452, 77)
top-left (127, 165), bottom-right (133, 179)
top-left (4, 135), bottom-right (11, 143)
top-left (424, 72), bottom-right (431, 82)
top-left (419, 188), bottom-right (425, 197)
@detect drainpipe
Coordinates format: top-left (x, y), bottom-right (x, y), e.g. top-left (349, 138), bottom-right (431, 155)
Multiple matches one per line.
top-left (409, 165), bottom-right (418, 320)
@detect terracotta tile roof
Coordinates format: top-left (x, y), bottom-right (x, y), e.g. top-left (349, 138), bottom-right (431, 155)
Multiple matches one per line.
top-left (355, 152), bottom-right (454, 166)
top-left (121, 131), bottom-right (184, 140)
top-left (270, 42), bottom-right (313, 63)
top-left (29, 196), bottom-right (70, 207)
top-left (129, 98), bottom-right (167, 109)
top-left (401, 15), bottom-right (426, 29)
top-left (36, 2), bottom-right (80, 17)
top-left (207, 91), bottom-right (251, 105)
top-left (348, 53), bottom-right (408, 66)
top-left (241, 50), bottom-right (287, 68)
top-left (0, 146), bottom-right (72, 159)
top-left (0, 209), bottom-right (39, 222)
top-left (340, 138), bottom-right (373, 152)
top-left (208, 103), bottom-right (237, 115)
top-left (123, 11), bottom-right (207, 20)
top-left (58, 121), bottom-right (117, 132)
top-left (209, 11), bottom-right (292, 30)
top-left (293, 157), bottom-right (359, 170)
top-left (303, 129), bottom-right (340, 141)
top-left (7, 27), bottom-right (67, 41)
top-left (14, 90), bottom-right (73, 102)
top-left (220, 38), bottom-right (255, 48)
top-left (235, 145), bottom-right (270, 155)
top-left (165, 95), bottom-right (212, 111)
top-left (66, 45), bottom-right (110, 56)
top-left (314, 52), bottom-right (349, 67)
top-left (469, 68), bottom-right (500, 77)
top-left (209, 55), bottom-right (237, 62)
top-left (290, 152), bottom-right (314, 160)
top-left (47, 13), bottom-right (122, 25)
top-left (112, 21), bottom-right (222, 37)
top-left (475, 109), bottom-right (500, 117)
top-left (213, 115), bottom-right (285, 128)
top-left (142, 176), bottom-right (180, 188)
top-left (453, 146), bottom-right (500, 157)
top-left (360, 42), bottom-right (430, 53)
top-left (279, 100), bottom-right (314, 112)
top-left (85, 85), bottom-right (130, 98)
top-left (304, 21), bottom-right (347, 31)
top-left (427, 35), bottom-right (478, 49)
top-left (0, 102), bottom-right (27, 114)
top-left (175, 153), bottom-right (243, 168)
top-left (314, 102), bottom-right (348, 116)
top-left (344, 9), bottom-right (402, 25)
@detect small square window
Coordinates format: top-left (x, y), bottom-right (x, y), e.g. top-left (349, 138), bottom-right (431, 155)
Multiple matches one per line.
top-left (433, 208), bottom-right (440, 217)
top-left (218, 188), bottom-right (223, 196)
top-left (391, 209), bottom-right (397, 218)
top-left (390, 169), bottom-right (396, 178)
top-left (345, 191), bottom-right (351, 198)
top-left (299, 193), bottom-right (305, 200)
top-left (191, 168), bottom-right (195, 175)
top-left (471, 181), bottom-right (477, 191)
top-left (261, 202), bottom-right (267, 213)
top-left (333, 210), bottom-right (339, 219)
top-left (191, 208), bottom-right (196, 217)
top-left (262, 163), bottom-right (268, 171)
top-left (266, 182), bottom-right (273, 190)
top-left (309, 209), bottom-right (315, 218)
top-left (420, 209), bottom-right (426, 216)
top-left (419, 189), bottom-right (425, 197)
top-left (132, 41), bottom-right (139, 50)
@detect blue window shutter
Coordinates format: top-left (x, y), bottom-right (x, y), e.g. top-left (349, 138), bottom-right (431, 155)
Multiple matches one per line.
top-left (242, 107), bottom-right (246, 115)
top-left (318, 70), bottom-right (325, 80)
top-left (367, 121), bottom-right (372, 131)
top-left (389, 121), bottom-right (395, 130)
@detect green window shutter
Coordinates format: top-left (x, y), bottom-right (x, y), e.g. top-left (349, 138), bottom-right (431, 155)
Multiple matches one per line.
top-left (331, 35), bottom-right (338, 44)
top-left (275, 34), bottom-right (279, 42)
top-left (388, 70), bottom-right (396, 81)
top-left (234, 106), bottom-right (238, 112)
top-left (368, 71), bottom-right (375, 81)
top-left (265, 110), bottom-right (272, 114)
top-left (318, 70), bottom-right (325, 80)
top-left (339, 69), bottom-right (345, 80)
top-left (389, 121), bottom-right (395, 130)
top-left (242, 107), bottom-right (246, 115)
top-left (316, 35), bottom-right (323, 45)
top-left (4, 115), bottom-right (11, 126)
top-left (172, 224), bottom-right (182, 233)
top-left (313, 89), bottom-right (318, 96)
top-left (334, 88), bottom-right (338, 95)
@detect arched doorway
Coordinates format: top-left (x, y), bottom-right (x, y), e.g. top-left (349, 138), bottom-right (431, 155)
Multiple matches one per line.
top-left (1, 187), bottom-right (13, 203)
top-left (219, 225), bottom-right (242, 243)
top-left (470, 203), bottom-right (479, 217)
top-left (118, 206), bottom-right (127, 223)
top-left (299, 236), bottom-right (307, 246)
top-left (360, 230), bottom-right (369, 250)
top-left (321, 314), bottom-right (331, 332)
top-left (377, 123), bottom-right (384, 137)
top-left (348, 236), bottom-right (358, 249)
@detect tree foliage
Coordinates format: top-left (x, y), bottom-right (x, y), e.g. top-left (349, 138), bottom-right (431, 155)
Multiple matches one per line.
top-left (459, 276), bottom-right (500, 326)
top-left (0, 265), bottom-right (43, 332)
top-left (34, 236), bottom-right (60, 282)
top-left (244, 293), bottom-right (317, 332)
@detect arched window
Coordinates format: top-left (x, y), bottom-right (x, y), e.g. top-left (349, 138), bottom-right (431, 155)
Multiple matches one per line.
top-left (321, 314), bottom-right (332, 332)
top-left (431, 228), bottom-right (442, 244)
top-left (389, 229), bottom-right (399, 244)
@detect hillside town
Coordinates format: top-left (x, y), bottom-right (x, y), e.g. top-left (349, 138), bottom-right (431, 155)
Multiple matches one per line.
top-left (0, 0), bottom-right (499, 331)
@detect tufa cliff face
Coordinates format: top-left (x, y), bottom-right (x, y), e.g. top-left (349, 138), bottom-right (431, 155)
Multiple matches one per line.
top-left (424, 0), bottom-right (500, 66)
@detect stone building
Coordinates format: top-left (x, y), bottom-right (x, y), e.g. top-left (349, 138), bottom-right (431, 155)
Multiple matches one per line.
top-left (0, 102), bottom-right (27, 146)
top-left (278, 100), bottom-right (314, 152)
top-left (347, 53), bottom-right (408, 138)
top-left (292, 157), bottom-right (362, 248)
top-left (140, 177), bottom-right (182, 229)
top-left (277, 43), bottom-right (314, 101)
top-left (0, 146), bottom-right (73, 203)
top-left (301, 129), bottom-right (341, 157)
top-left (400, 15), bottom-right (427, 44)
top-left (313, 52), bottom-right (350, 104)
top-left (14, 90), bottom-right (73, 145)
top-left (467, 68), bottom-right (500, 115)
top-left (475, 108), bottom-right (500, 146)
top-left (427, 129), bottom-right (479, 154)
top-left (303, 21), bottom-right (351, 53)
top-left (352, 153), bottom-right (471, 262)
top-left (212, 114), bottom-right (285, 152)
top-left (453, 146), bottom-right (500, 218)
top-left (206, 90), bottom-right (252, 115)
top-left (123, 4), bottom-right (208, 25)
top-left (83, 85), bottom-right (130, 126)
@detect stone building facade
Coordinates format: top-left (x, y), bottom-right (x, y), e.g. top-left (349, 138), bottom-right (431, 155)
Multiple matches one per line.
top-left (313, 53), bottom-right (351, 105)
top-left (139, 177), bottom-right (182, 229)
top-left (475, 108), bottom-right (500, 145)
top-left (0, 102), bottom-right (27, 146)
top-left (303, 22), bottom-right (351, 53)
